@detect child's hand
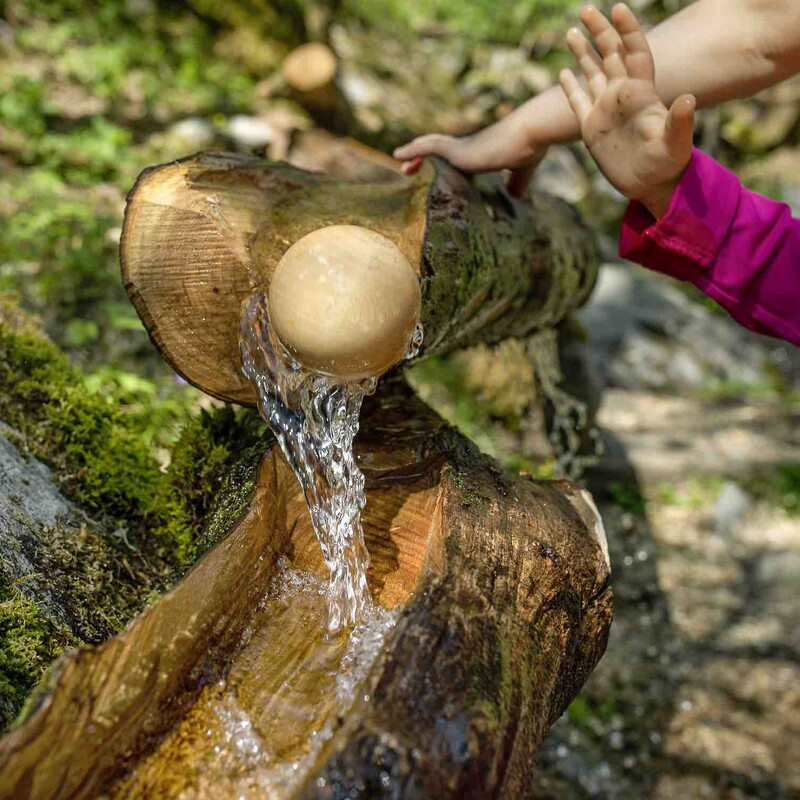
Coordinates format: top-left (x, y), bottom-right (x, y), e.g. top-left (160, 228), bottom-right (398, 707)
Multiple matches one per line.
top-left (393, 128), bottom-right (549, 198)
top-left (559, 4), bottom-right (696, 218)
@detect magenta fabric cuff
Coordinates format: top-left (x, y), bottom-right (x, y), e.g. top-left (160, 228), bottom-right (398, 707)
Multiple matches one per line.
top-left (619, 148), bottom-right (740, 275)
top-left (617, 147), bottom-right (800, 347)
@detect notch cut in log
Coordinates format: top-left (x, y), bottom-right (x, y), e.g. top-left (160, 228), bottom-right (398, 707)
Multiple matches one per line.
top-left (120, 142), bottom-right (597, 405)
top-left (0, 380), bottom-right (611, 800)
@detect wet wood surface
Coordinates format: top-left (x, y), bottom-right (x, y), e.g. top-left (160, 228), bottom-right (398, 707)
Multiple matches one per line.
top-left (0, 382), bottom-right (611, 799)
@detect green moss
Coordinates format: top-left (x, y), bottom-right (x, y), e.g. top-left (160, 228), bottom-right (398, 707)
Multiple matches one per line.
top-left (446, 466), bottom-right (487, 508)
top-left (0, 310), bottom-right (162, 521)
top-left (0, 577), bottom-right (76, 731)
top-left (0, 301), bottom-right (265, 563)
top-left (154, 407), bottom-right (266, 565)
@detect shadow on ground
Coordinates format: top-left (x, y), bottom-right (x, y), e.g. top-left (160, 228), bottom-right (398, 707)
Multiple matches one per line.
top-left (529, 263), bottom-right (800, 800)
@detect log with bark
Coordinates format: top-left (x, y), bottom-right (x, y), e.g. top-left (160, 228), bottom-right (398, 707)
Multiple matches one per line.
top-left (0, 380), bottom-right (611, 799)
top-left (0, 138), bottom-right (609, 798)
top-left (120, 143), bottom-right (597, 404)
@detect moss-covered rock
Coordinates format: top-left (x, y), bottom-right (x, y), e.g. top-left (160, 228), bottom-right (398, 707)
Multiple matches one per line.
top-left (0, 298), bottom-right (270, 729)
top-left (0, 579), bottom-right (76, 731)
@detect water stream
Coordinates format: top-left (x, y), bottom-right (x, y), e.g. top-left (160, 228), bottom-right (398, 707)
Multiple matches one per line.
top-left (239, 288), bottom-right (422, 631)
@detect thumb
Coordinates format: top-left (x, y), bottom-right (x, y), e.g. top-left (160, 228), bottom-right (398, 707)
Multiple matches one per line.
top-left (664, 94), bottom-right (696, 155)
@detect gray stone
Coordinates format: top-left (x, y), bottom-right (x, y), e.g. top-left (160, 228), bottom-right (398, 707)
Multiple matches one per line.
top-left (534, 147), bottom-right (592, 205)
top-left (713, 481), bottom-right (751, 537)
top-left (227, 115), bottom-right (274, 150)
top-left (166, 117), bottom-right (214, 150)
top-left (579, 262), bottom-right (800, 393)
top-left (0, 426), bottom-right (79, 629)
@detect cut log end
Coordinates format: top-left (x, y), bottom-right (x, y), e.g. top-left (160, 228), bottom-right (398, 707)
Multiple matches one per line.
top-left (281, 42), bottom-right (338, 93)
top-left (120, 141), bottom-right (597, 405)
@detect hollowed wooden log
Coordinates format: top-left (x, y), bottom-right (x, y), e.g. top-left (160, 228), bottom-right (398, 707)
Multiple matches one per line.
top-left (120, 142), bottom-right (597, 405)
top-left (0, 381), bottom-right (611, 799)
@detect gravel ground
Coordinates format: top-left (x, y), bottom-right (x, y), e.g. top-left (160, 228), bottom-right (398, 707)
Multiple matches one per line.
top-left (529, 263), bottom-right (800, 800)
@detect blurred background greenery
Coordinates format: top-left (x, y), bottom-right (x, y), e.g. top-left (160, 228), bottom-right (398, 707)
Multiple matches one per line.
top-left (2, 0), bottom-right (798, 468)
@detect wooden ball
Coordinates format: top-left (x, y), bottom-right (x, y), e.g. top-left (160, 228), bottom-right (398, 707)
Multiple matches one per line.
top-left (268, 225), bottom-right (421, 381)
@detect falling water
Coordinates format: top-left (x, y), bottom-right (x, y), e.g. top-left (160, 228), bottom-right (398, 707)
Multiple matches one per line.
top-left (239, 288), bottom-right (422, 631)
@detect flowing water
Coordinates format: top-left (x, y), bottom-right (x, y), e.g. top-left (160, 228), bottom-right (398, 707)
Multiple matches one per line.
top-left (111, 558), bottom-right (399, 800)
top-left (239, 288), bottom-right (423, 631)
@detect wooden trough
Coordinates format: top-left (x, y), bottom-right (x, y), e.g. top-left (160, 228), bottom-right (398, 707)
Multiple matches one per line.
top-left (0, 135), bottom-right (611, 799)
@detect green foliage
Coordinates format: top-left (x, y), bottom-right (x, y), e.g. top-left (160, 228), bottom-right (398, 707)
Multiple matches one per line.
top-left (566, 695), bottom-right (616, 728)
top-left (605, 481), bottom-right (647, 516)
top-left (342, 0), bottom-right (580, 44)
top-left (745, 464), bottom-right (800, 515)
top-left (651, 475), bottom-right (725, 509)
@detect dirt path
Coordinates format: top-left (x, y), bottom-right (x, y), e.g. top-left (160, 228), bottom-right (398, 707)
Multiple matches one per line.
top-left (530, 264), bottom-right (800, 800)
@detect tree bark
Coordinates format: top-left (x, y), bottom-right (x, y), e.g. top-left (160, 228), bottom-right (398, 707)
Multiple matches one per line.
top-left (120, 144), bottom-right (597, 405)
top-left (0, 380), bottom-right (611, 800)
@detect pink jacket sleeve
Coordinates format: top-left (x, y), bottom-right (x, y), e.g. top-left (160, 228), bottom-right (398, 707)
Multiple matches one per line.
top-left (619, 148), bottom-right (800, 347)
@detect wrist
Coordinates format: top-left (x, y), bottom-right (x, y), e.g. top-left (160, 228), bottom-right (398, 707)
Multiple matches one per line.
top-left (638, 151), bottom-right (694, 218)
top-left (639, 181), bottom-right (678, 219)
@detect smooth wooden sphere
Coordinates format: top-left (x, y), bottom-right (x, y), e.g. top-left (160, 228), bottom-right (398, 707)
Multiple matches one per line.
top-left (268, 225), bottom-right (421, 381)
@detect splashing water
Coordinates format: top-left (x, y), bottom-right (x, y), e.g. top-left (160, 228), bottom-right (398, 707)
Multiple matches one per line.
top-left (240, 289), bottom-right (422, 631)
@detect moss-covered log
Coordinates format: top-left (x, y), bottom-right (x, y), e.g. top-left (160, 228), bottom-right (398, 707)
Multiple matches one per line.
top-left (121, 143), bottom-right (597, 405)
top-left (0, 380), bottom-right (611, 799)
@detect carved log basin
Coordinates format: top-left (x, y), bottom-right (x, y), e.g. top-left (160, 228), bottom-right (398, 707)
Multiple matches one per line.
top-left (0, 382), bottom-right (611, 799)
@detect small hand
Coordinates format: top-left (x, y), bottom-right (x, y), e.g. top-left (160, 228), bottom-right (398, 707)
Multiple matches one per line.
top-left (393, 131), bottom-right (548, 198)
top-left (559, 3), bottom-right (696, 217)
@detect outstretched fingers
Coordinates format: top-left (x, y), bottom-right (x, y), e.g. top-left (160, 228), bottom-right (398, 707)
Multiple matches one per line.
top-left (566, 27), bottom-right (606, 98)
top-left (664, 94), bottom-right (696, 154)
top-left (579, 5), bottom-right (628, 82)
top-left (580, 5), bottom-right (624, 58)
top-left (611, 3), bottom-right (655, 80)
top-left (559, 69), bottom-right (593, 124)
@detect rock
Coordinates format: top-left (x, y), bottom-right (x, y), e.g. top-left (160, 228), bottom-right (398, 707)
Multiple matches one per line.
top-left (579, 262), bottom-right (800, 393)
top-left (227, 115), bottom-right (274, 150)
top-left (756, 550), bottom-right (800, 585)
top-left (533, 146), bottom-right (592, 204)
top-left (165, 117), bottom-right (214, 150)
top-left (713, 481), bottom-right (751, 538)
top-left (0, 423), bottom-right (71, 527)
top-left (338, 69), bottom-right (383, 108)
